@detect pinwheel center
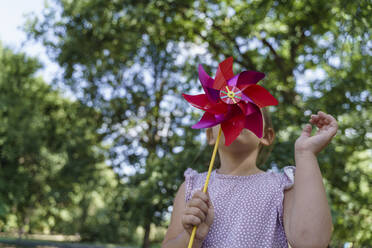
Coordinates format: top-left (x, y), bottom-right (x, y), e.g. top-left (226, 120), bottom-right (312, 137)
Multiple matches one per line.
top-left (219, 86), bottom-right (242, 104)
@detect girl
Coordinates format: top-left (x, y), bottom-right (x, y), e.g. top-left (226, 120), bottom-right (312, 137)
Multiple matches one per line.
top-left (162, 110), bottom-right (336, 248)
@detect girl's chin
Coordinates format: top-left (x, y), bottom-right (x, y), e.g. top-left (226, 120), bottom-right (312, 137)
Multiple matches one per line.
top-left (222, 137), bottom-right (259, 150)
top-left (218, 129), bottom-right (260, 148)
top-left (235, 132), bottom-right (260, 143)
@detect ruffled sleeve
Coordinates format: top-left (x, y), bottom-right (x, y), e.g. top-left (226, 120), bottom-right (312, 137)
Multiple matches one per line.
top-left (277, 166), bottom-right (296, 226)
top-left (184, 168), bottom-right (198, 203)
top-left (281, 166), bottom-right (296, 190)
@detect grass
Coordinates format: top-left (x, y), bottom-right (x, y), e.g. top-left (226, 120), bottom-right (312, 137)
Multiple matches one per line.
top-left (0, 236), bottom-right (161, 248)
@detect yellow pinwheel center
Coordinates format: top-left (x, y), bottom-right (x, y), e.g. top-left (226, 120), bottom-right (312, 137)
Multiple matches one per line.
top-left (220, 86), bottom-right (243, 104)
top-left (227, 91), bottom-right (235, 98)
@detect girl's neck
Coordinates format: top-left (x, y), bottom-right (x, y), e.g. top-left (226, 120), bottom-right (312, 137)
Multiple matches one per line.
top-left (217, 148), bottom-right (264, 176)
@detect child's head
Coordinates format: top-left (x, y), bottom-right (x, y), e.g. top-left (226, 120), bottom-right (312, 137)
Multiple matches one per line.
top-left (206, 108), bottom-right (275, 167)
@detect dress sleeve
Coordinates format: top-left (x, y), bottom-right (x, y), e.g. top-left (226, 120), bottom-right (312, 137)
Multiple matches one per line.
top-left (184, 168), bottom-right (198, 203)
top-left (281, 166), bottom-right (296, 190)
top-left (277, 166), bottom-right (296, 226)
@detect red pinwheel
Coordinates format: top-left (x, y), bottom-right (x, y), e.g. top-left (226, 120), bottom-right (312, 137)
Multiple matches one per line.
top-left (183, 57), bottom-right (278, 146)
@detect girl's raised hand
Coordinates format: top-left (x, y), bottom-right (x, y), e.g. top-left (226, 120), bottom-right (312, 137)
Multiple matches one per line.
top-left (295, 111), bottom-right (338, 155)
top-left (182, 190), bottom-right (214, 244)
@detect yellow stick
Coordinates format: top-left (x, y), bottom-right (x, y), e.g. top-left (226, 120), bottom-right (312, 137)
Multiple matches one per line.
top-left (187, 126), bottom-right (222, 248)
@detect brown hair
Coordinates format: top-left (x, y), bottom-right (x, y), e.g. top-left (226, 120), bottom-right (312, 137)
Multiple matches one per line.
top-left (256, 107), bottom-right (275, 167)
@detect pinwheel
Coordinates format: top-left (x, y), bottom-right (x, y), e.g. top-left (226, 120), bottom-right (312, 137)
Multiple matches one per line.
top-left (183, 57), bottom-right (278, 248)
top-left (183, 56), bottom-right (278, 146)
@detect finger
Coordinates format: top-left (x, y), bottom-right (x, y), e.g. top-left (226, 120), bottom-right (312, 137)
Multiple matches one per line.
top-left (183, 214), bottom-right (201, 226)
top-left (309, 118), bottom-right (317, 126)
top-left (310, 117), bottom-right (322, 129)
top-left (188, 198), bottom-right (209, 214)
top-left (326, 114), bottom-right (338, 135)
top-left (322, 114), bottom-right (332, 124)
top-left (315, 114), bottom-right (328, 128)
top-left (311, 116), bottom-right (322, 127)
top-left (205, 190), bottom-right (213, 206)
top-left (205, 204), bottom-right (214, 227)
top-left (184, 207), bottom-right (206, 222)
top-left (193, 190), bottom-right (208, 203)
top-left (316, 118), bottom-right (323, 126)
top-left (318, 119), bottom-right (326, 127)
top-left (319, 111), bottom-right (331, 125)
top-left (190, 192), bottom-right (209, 211)
top-left (318, 111), bottom-right (328, 120)
top-left (310, 114), bottom-right (319, 121)
top-left (301, 124), bottom-right (312, 137)
top-left (318, 111), bottom-right (327, 117)
top-left (183, 219), bottom-right (193, 230)
top-left (184, 223), bottom-right (192, 230)
top-left (318, 113), bottom-right (336, 130)
top-left (327, 114), bottom-right (338, 126)
top-left (323, 118), bottom-right (330, 125)
top-left (310, 115), bottom-right (319, 125)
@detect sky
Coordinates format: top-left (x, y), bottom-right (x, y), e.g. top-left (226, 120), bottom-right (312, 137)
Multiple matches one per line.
top-left (0, 0), bottom-right (58, 83)
top-left (0, 1), bottom-right (43, 46)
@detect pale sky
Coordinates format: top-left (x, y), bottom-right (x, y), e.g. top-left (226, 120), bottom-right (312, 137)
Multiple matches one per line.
top-left (0, 0), bottom-right (45, 46)
top-left (0, 0), bottom-right (58, 83)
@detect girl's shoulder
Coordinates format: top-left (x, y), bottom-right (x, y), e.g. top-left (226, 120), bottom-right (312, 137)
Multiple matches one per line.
top-left (183, 168), bottom-right (206, 185)
top-left (267, 165), bottom-right (296, 190)
top-left (183, 167), bottom-right (200, 178)
top-left (183, 168), bottom-right (207, 202)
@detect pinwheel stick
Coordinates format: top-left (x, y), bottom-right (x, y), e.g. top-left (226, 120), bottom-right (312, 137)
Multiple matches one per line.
top-left (187, 126), bottom-right (222, 248)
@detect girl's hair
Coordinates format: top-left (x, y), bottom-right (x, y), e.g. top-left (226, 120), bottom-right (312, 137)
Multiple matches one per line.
top-left (256, 107), bottom-right (275, 167)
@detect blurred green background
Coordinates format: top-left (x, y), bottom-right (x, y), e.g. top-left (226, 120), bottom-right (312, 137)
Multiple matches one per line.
top-left (0, 0), bottom-right (371, 247)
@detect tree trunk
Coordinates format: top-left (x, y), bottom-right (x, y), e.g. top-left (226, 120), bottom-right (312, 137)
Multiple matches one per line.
top-left (142, 222), bottom-right (151, 248)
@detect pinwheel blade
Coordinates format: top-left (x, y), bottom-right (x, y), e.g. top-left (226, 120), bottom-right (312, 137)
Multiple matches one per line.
top-left (237, 71), bottom-right (265, 87)
top-left (244, 110), bottom-right (264, 138)
top-left (213, 57), bottom-right (234, 90)
top-left (243, 85), bottom-right (278, 108)
top-left (192, 112), bottom-right (221, 129)
top-left (198, 64), bottom-right (214, 88)
top-left (221, 114), bottom-right (245, 146)
top-left (182, 93), bottom-right (209, 110)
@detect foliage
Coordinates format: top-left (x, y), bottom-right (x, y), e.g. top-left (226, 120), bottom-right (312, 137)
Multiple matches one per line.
top-left (0, 44), bottom-right (132, 243)
top-left (22, 0), bottom-right (372, 246)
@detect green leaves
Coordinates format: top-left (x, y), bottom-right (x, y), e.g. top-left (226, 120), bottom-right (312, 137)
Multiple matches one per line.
top-left (23, 0), bottom-right (372, 245)
top-left (0, 45), bottom-right (128, 242)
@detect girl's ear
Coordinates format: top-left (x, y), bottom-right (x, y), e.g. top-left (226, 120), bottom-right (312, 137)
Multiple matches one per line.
top-left (260, 127), bottom-right (275, 146)
top-left (206, 128), bottom-right (215, 145)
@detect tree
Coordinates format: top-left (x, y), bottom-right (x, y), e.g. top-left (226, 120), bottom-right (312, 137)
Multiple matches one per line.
top-left (27, 1), bottom-right (213, 246)
top-left (0, 44), bottom-right (128, 242)
top-left (27, 0), bottom-right (371, 245)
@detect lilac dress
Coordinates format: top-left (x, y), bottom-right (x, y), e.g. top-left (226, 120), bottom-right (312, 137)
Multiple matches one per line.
top-left (184, 166), bottom-right (295, 248)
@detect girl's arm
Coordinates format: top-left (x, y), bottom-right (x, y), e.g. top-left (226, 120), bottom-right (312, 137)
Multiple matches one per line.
top-left (162, 182), bottom-right (196, 248)
top-left (284, 111), bottom-right (337, 247)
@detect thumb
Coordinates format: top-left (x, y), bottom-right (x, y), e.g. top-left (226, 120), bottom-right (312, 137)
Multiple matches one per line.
top-left (301, 124), bottom-right (312, 137)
